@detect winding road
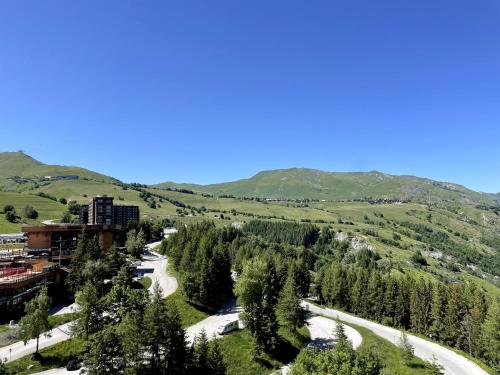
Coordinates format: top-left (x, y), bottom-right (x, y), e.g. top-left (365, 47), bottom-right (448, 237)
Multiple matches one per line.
top-left (1, 242), bottom-right (177, 366)
top-left (5, 242), bottom-right (492, 375)
top-left (304, 301), bottom-right (489, 375)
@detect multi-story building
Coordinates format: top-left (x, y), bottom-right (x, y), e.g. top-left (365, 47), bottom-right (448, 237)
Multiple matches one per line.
top-left (81, 196), bottom-right (139, 227)
top-left (113, 205), bottom-right (140, 227)
top-left (88, 196), bottom-right (114, 225)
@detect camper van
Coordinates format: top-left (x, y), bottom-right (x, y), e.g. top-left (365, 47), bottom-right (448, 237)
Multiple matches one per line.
top-left (217, 319), bottom-right (239, 335)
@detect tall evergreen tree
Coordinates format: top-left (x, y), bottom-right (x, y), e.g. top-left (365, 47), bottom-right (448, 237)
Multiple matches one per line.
top-left (469, 288), bottom-right (487, 357)
top-left (83, 326), bottom-right (125, 374)
top-left (235, 256), bottom-right (280, 354)
top-left (277, 271), bottom-right (305, 332)
top-left (429, 283), bottom-right (447, 343)
top-left (71, 282), bottom-right (103, 339)
top-left (444, 284), bottom-right (466, 347)
top-left (481, 297), bottom-right (500, 372)
top-left (207, 339), bottom-right (227, 375)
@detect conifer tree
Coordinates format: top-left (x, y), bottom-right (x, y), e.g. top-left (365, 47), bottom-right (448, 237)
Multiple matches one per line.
top-left (208, 338), bottom-right (227, 375)
top-left (469, 288), bottom-right (487, 357)
top-left (429, 283), bottom-right (447, 343)
top-left (444, 284), bottom-right (466, 347)
top-left (481, 297), bottom-right (500, 371)
top-left (277, 272), bottom-right (305, 332)
top-left (71, 282), bottom-right (103, 339)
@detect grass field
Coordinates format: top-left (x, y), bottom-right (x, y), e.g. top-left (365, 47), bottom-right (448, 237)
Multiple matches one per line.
top-left (345, 321), bottom-right (433, 375)
top-left (138, 276), bottom-right (152, 290)
top-left (1, 168), bottom-right (499, 295)
top-left (5, 338), bottom-right (85, 374)
top-left (165, 288), bottom-right (211, 327)
top-left (219, 323), bottom-right (310, 375)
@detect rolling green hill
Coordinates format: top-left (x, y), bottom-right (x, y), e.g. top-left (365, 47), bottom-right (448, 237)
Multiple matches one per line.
top-left (0, 152), bottom-right (499, 291)
top-left (0, 151), bottom-right (118, 191)
top-left (157, 168), bottom-right (499, 205)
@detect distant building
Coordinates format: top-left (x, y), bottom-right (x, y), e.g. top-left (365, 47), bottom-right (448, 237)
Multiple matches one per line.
top-left (82, 196), bottom-right (139, 227)
top-left (43, 175), bottom-right (79, 181)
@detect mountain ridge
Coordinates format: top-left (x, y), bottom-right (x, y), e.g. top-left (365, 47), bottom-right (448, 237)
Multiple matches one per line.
top-left (0, 151), bottom-right (119, 187)
top-left (0, 151), bottom-right (497, 205)
top-left (156, 167), bottom-right (499, 205)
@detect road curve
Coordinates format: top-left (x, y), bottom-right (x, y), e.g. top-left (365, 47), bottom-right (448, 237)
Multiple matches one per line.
top-left (185, 299), bottom-right (242, 344)
top-left (306, 315), bottom-right (362, 350)
top-left (3, 242), bottom-right (178, 366)
top-left (304, 301), bottom-right (489, 375)
top-left (137, 242), bottom-right (178, 298)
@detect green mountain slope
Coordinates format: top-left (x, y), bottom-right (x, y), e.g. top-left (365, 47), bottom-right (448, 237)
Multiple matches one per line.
top-left (0, 151), bottom-right (118, 190)
top-left (0, 152), bottom-right (499, 287)
top-left (157, 168), bottom-right (499, 205)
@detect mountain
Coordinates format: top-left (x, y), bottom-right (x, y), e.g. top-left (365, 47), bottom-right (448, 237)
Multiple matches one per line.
top-left (0, 151), bottom-right (118, 189)
top-left (0, 152), bottom-right (499, 284)
top-left (156, 168), bottom-right (499, 205)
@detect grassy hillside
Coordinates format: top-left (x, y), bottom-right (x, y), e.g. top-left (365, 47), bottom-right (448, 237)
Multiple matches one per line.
top-left (0, 153), bottom-right (499, 291)
top-left (157, 168), bottom-right (499, 205)
top-left (0, 151), bottom-right (117, 191)
top-left (0, 191), bottom-right (67, 232)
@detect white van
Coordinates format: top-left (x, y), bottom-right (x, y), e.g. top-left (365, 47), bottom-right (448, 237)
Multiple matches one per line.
top-left (217, 319), bottom-right (239, 335)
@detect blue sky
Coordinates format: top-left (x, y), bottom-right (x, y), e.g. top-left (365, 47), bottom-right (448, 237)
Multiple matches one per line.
top-left (0, 1), bottom-right (499, 192)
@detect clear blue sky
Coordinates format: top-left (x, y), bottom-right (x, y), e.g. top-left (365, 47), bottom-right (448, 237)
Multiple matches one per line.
top-left (1, 1), bottom-right (499, 192)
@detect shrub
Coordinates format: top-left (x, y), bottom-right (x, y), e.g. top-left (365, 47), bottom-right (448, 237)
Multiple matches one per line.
top-left (23, 205), bottom-right (38, 219)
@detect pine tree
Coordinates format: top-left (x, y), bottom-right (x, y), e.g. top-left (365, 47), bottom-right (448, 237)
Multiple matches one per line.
top-left (481, 297), bottom-right (500, 372)
top-left (367, 270), bottom-right (384, 322)
top-left (277, 272), bottom-right (305, 332)
top-left (333, 319), bottom-right (351, 351)
top-left (394, 277), bottom-right (411, 329)
top-left (143, 282), bottom-right (165, 370)
top-left (429, 283), bottom-right (447, 343)
top-left (71, 282), bottom-right (103, 339)
top-left (469, 288), bottom-right (487, 357)
top-left (410, 279), bottom-right (432, 334)
top-left (444, 284), bottom-right (466, 347)
top-left (207, 339), bottom-right (227, 375)
top-left (83, 326), bottom-right (125, 374)
top-left (192, 329), bottom-right (210, 374)
top-left (116, 311), bottom-right (144, 371)
top-left (163, 299), bottom-right (189, 374)
top-left (235, 256), bottom-right (280, 354)
top-left (383, 276), bottom-right (398, 326)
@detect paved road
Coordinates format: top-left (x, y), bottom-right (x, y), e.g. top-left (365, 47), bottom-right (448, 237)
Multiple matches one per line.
top-left (304, 302), bottom-right (489, 375)
top-left (186, 300), bottom-right (242, 344)
top-left (137, 242), bottom-right (178, 298)
top-left (306, 315), bottom-right (362, 350)
top-left (279, 314), bottom-right (362, 374)
top-left (0, 323), bottom-right (72, 363)
top-left (4, 242), bottom-right (178, 367)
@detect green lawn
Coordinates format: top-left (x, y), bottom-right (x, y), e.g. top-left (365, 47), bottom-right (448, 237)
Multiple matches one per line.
top-left (218, 324), bottom-right (310, 375)
top-left (5, 338), bottom-right (85, 374)
top-left (48, 313), bottom-right (77, 329)
top-left (345, 321), bottom-right (433, 375)
top-left (165, 289), bottom-right (211, 327)
top-left (138, 276), bottom-right (152, 289)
